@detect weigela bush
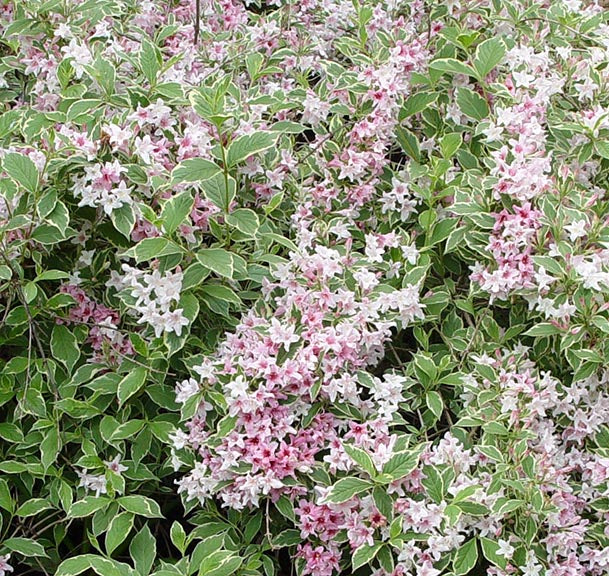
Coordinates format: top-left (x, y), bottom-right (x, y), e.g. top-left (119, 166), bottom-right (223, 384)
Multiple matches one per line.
top-left (1, 0), bottom-right (609, 575)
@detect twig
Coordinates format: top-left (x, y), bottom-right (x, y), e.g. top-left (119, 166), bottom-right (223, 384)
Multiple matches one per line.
top-left (194, 0), bottom-right (200, 44)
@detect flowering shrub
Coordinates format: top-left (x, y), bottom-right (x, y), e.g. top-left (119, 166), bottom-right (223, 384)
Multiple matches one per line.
top-left (1, 0), bottom-right (609, 575)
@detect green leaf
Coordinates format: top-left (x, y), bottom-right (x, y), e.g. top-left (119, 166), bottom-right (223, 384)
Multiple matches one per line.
top-left (343, 444), bottom-right (377, 478)
top-left (225, 208), bottom-right (260, 237)
top-left (140, 38), bottom-right (161, 85)
top-left (130, 524), bottom-right (156, 576)
top-left (23, 387), bottom-right (47, 417)
top-left (381, 449), bottom-right (423, 482)
top-left (592, 316), bottom-right (609, 333)
top-left (182, 262), bottom-right (210, 290)
top-left (202, 172), bottom-right (236, 211)
top-left (271, 529), bottom-right (302, 548)
top-left (111, 420), bottom-right (146, 441)
top-left (495, 498), bottom-right (524, 515)
top-left (161, 191), bottom-right (194, 234)
top-left (456, 87), bottom-right (489, 121)
top-left (372, 487), bottom-right (393, 520)
top-left (16, 498), bottom-right (53, 517)
top-left (431, 218), bottom-right (458, 246)
top-left (91, 56), bottom-right (115, 96)
top-left (453, 539), bottom-right (479, 576)
top-left (68, 497), bottom-right (111, 518)
top-left (455, 501), bottom-right (489, 516)
top-left (0, 423), bottom-right (24, 442)
top-left (198, 551), bottom-right (242, 576)
top-left (51, 324), bottom-right (80, 372)
top-left (399, 92), bottom-right (438, 120)
top-left (127, 238), bottom-right (183, 263)
top-left (426, 391), bottom-right (444, 419)
top-left (440, 132), bottom-right (462, 158)
top-left (35, 269), bottom-right (70, 281)
top-left (269, 121), bottom-right (305, 133)
top-left (352, 542), bottom-right (382, 571)
top-left (110, 204), bottom-right (136, 239)
top-left (0, 264), bottom-right (11, 280)
top-left (473, 37), bottom-right (506, 78)
top-left (595, 141), bottom-right (609, 159)
top-left (522, 323), bottom-right (563, 337)
top-left (66, 99), bottom-right (102, 122)
top-left (117, 495), bottom-right (164, 518)
top-left (40, 426), bottom-right (61, 470)
top-left (275, 496), bottom-right (295, 522)
top-left (4, 537), bottom-right (48, 557)
top-left (106, 512), bottom-right (134, 555)
top-left (200, 284), bottom-right (242, 305)
top-left (47, 200), bottom-right (70, 232)
top-left (226, 131), bottom-right (276, 167)
top-left (3, 152), bottom-right (39, 193)
top-left (478, 444), bottom-right (504, 462)
top-left (396, 127), bottom-right (420, 161)
top-left (56, 555), bottom-right (99, 576)
top-left (117, 367), bottom-right (147, 406)
top-left (37, 190), bottom-right (57, 218)
top-left (56, 555), bottom-right (132, 576)
top-left (480, 537), bottom-right (507, 569)
top-left (148, 420), bottom-right (176, 443)
top-left (170, 521), bottom-right (187, 554)
top-left (445, 503), bottom-right (462, 526)
top-left (246, 52), bottom-right (264, 78)
top-left (171, 158), bottom-right (222, 184)
top-left (31, 223), bottom-right (66, 244)
top-left (264, 190), bottom-right (284, 215)
top-left (429, 58), bottom-right (476, 77)
top-left (325, 478), bottom-right (372, 504)
top-left (414, 353), bottom-right (437, 381)
top-left (0, 479), bottom-right (13, 513)
top-left (196, 248), bottom-right (237, 279)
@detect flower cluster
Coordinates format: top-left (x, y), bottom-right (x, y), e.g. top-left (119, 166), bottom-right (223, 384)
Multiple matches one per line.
top-left (115, 265), bottom-right (189, 338)
top-left (2, 0), bottom-right (609, 574)
top-left (59, 284), bottom-right (134, 363)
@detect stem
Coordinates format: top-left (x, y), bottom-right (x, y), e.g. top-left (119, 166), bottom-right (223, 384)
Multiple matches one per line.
top-left (219, 136), bottom-right (232, 246)
top-left (194, 0), bottom-right (200, 44)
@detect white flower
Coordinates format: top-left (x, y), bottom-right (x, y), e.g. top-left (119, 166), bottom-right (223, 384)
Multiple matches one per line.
top-left (106, 270), bottom-right (126, 291)
top-left (535, 266), bottom-right (555, 292)
top-left (162, 308), bottom-right (189, 337)
top-left (134, 135), bottom-right (156, 164)
top-left (365, 234), bottom-right (384, 263)
top-left (353, 268), bottom-right (379, 291)
top-left (104, 455), bottom-right (128, 475)
top-left (497, 538), bottom-right (515, 559)
top-left (565, 218), bottom-right (588, 242)
top-left (416, 561), bottom-right (441, 576)
top-left (512, 70), bottom-right (535, 88)
top-left (0, 554), bottom-right (13, 576)
top-left (193, 360), bottom-right (215, 381)
top-left (78, 249), bottom-right (95, 267)
top-left (268, 318), bottom-right (299, 349)
top-left (60, 39), bottom-right (92, 79)
top-left (68, 270), bottom-right (82, 285)
top-left (302, 90), bottom-right (330, 125)
top-left (170, 452), bottom-right (183, 471)
top-left (76, 469), bottom-right (107, 497)
top-left (482, 122), bottom-right (503, 142)
top-left (401, 244), bottom-right (419, 265)
top-left (170, 429), bottom-right (190, 450)
top-left (54, 23), bottom-right (73, 39)
top-left (104, 123), bottom-right (133, 150)
top-left (226, 375), bottom-right (248, 399)
top-left (176, 378), bottom-right (199, 403)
